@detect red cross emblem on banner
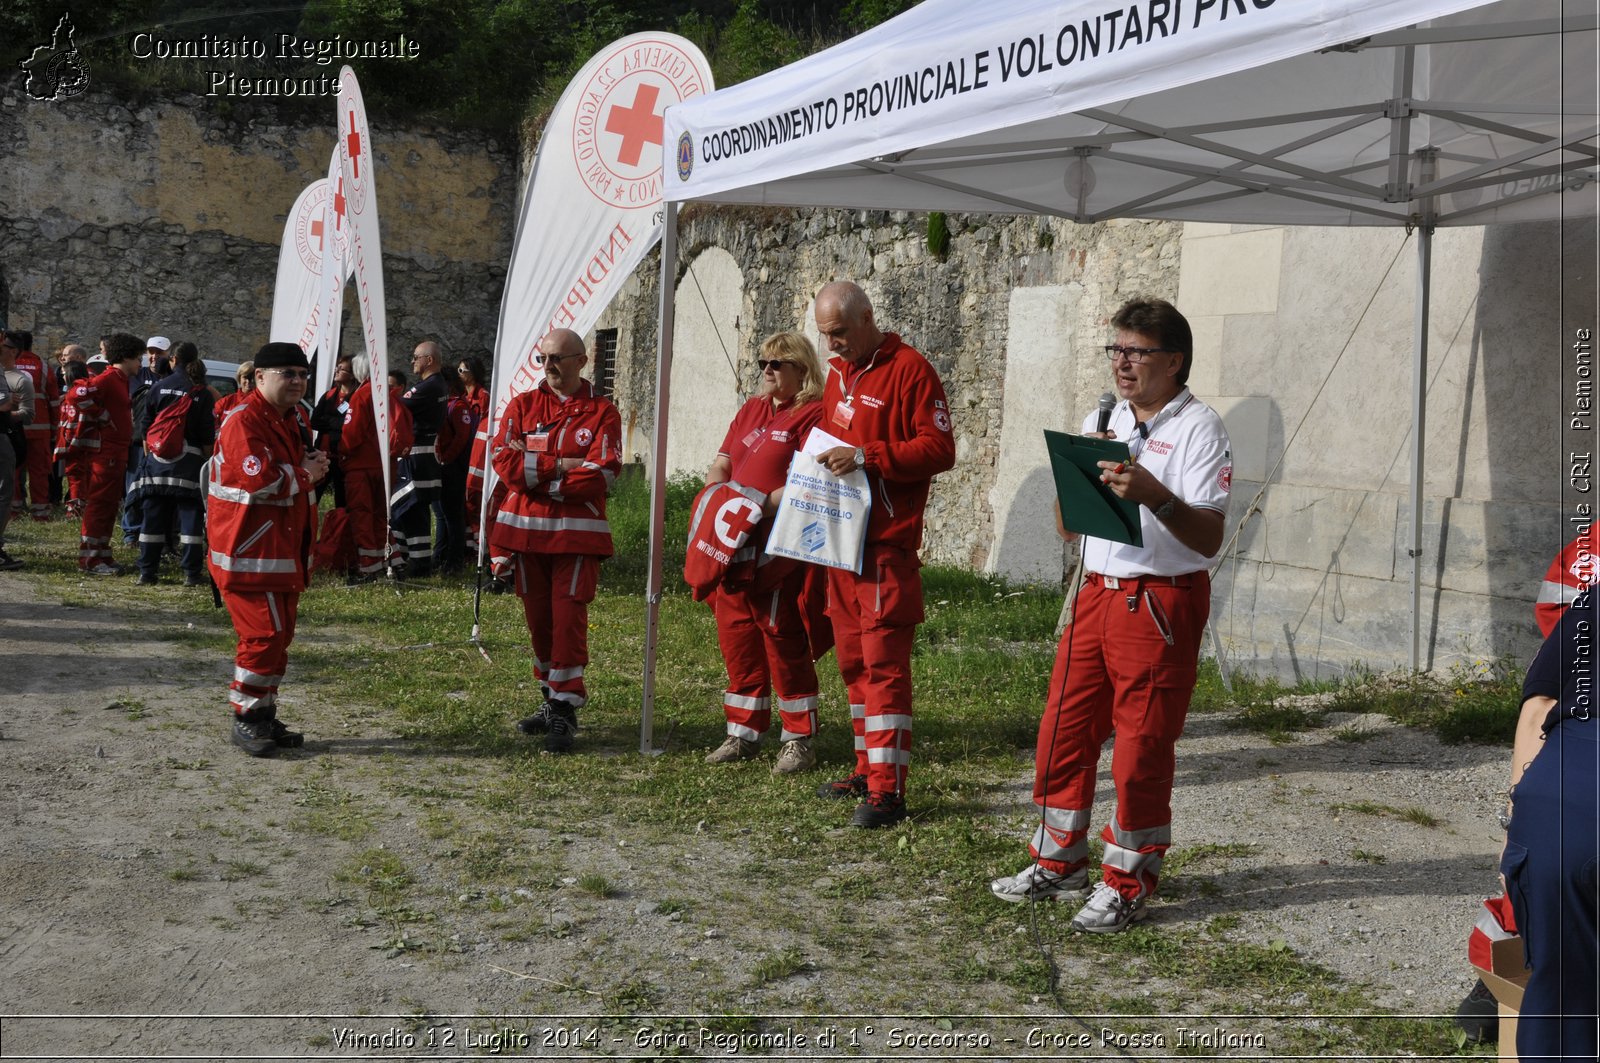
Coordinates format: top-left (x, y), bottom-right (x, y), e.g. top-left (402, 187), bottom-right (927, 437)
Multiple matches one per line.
top-left (604, 83), bottom-right (664, 167)
top-left (310, 217), bottom-right (325, 251)
top-left (332, 177), bottom-right (346, 229)
top-left (346, 112), bottom-right (362, 178)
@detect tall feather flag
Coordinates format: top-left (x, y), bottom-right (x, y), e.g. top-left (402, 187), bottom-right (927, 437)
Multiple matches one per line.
top-left (475, 34), bottom-right (714, 568)
top-left (336, 67), bottom-right (393, 506)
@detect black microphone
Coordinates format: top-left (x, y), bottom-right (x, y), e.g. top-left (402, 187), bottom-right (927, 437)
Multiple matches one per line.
top-left (1095, 392), bottom-right (1115, 434)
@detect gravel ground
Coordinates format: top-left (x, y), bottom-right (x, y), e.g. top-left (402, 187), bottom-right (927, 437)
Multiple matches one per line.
top-left (1, 570), bottom-right (1508, 1058)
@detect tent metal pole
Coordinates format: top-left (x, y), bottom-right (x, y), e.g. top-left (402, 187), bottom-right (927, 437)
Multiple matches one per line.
top-left (640, 200), bottom-right (679, 754)
top-left (1409, 223), bottom-right (1433, 672)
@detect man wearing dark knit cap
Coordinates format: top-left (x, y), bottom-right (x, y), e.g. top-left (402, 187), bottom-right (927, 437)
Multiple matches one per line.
top-left (207, 343), bottom-right (328, 756)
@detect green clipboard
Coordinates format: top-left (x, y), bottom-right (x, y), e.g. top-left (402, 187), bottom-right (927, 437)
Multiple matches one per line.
top-left (1044, 429), bottom-right (1143, 547)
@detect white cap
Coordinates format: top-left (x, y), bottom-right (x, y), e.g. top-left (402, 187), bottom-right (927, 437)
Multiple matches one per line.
top-left (87, 354), bottom-right (109, 368)
top-left (145, 336), bottom-right (171, 351)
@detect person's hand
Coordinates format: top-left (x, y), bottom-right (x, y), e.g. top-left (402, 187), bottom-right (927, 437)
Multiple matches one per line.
top-left (506, 435), bottom-right (526, 453)
top-left (1096, 459), bottom-right (1167, 508)
top-left (557, 457), bottom-right (583, 472)
top-left (816, 445), bottom-right (861, 476)
top-left (303, 449), bottom-right (330, 484)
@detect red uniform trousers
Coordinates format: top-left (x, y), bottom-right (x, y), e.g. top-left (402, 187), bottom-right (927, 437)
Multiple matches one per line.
top-left (344, 469), bottom-right (388, 576)
top-left (78, 453), bottom-right (128, 569)
top-left (826, 545), bottom-right (923, 796)
top-left (1029, 571), bottom-right (1210, 902)
top-left (222, 589), bottom-right (300, 720)
top-left (22, 428), bottom-right (53, 513)
top-left (514, 552), bottom-right (599, 708)
top-left (714, 569), bottom-right (819, 742)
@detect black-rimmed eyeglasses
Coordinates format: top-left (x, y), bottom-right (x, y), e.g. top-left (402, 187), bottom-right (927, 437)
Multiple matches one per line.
top-left (532, 352), bottom-right (582, 367)
top-left (1104, 345), bottom-right (1174, 364)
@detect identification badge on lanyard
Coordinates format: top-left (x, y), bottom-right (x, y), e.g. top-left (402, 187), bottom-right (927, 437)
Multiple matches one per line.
top-left (832, 400), bottom-right (855, 430)
top-left (741, 428), bottom-right (763, 450)
top-left (525, 429), bottom-right (551, 454)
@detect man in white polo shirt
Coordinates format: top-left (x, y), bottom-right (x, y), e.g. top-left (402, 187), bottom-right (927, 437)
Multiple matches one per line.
top-left (990, 297), bottom-right (1231, 933)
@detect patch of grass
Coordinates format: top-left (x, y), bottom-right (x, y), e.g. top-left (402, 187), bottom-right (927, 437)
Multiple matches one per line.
top-left (1328, 801), bottom-right (1441, 828)
top-left (336, 849), bottom-right (415, 906)
top-left (576, 873), bottom-right (616, 899)
top-left (1324, 658), bottom-right (1522, 744)
top-left (749, 947), bottom-right (806, 985)
top-left (290, 777), bottom-right (374, 842)
top-left (1351, 849), bottom-right (1387, 865)
top-left (216, 858), bottom-right (266, 881)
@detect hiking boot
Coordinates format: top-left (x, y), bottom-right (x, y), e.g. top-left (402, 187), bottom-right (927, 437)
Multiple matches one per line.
top-left (516, 701), bottom-right (556, 735)
top-left (86, 563), bottom-right (127, 576)
top-left (850, 791), bottom-right (907, 828)
top-left (269, 718), bottom-right (305, 749)
top-left (1453, 978), bottom-right (1499, 1043)
top-left (543, 704), bottom-right (578, 754)
top-left (816, 772), bottom-right (868, 800)
top-left (0, 549), bottom-right (23, 572)
top-left (231, 716), bottom-right (278, 758)
top-left (1070, 882), bottom-right (1149, 934)
top-left (488, 574), bottom-right (511, 595)
top-left (137, 572), bottom-right (159, 586)
top-left (772, 737), bottom-right (816, 775)
top-left (184, 572), bottom-right (208, 587)
top-left (989, 863), bottom-right (1091, 903)
top-left (705, 735), bottom-right (760, 764)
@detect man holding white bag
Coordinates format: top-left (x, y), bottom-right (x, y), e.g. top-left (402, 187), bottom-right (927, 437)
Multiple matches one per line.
top-left (810, 281), bottom-right (956, 828)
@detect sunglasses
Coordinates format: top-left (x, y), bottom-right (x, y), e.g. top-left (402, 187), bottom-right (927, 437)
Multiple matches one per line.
top-left (757, 359), bottom-right (793, 371)
top-left (533, 352), bottom-right (582, 366)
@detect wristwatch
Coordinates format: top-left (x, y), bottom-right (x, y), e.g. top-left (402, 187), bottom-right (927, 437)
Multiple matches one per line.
top-left (1152, 494), bottom-right (1177, 521)
top-left (853, 447), bottom-right (866, 470)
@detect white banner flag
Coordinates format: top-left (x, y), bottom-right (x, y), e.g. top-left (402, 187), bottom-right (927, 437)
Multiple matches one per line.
top-left (311, 148), bottom-right (352, 398)
top-left (337, 66), bottom-right (393, 504)
top-left (489, 33), bottom-right (714, 418)
top-left (269, 179), bottom-right (328, 348)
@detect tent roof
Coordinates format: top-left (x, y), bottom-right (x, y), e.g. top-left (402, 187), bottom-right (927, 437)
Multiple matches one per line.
top-left (664, 0), bottom-right (1597, 226)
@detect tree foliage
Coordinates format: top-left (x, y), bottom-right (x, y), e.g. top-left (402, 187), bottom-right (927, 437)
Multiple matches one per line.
top-left (5, 0), bottom-right (917, 133)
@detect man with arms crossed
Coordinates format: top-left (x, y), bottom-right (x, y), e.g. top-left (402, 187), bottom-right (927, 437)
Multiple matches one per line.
top-left (990, 298), bottom-right (1231, 933)
top-left (811, 281), bottom-right (956, 828)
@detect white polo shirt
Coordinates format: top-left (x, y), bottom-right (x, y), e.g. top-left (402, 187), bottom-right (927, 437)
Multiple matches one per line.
top-left (1077, 388), bottom-right (1232, 578)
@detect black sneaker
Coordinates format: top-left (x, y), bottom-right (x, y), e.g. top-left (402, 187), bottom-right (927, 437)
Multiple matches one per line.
top-left (0, 549), bottom-right (23, 572)
top-left (137, 573), bottom-right (159, 586)
top-left (231, 717), bottom-right (278, 758)
top-left (269, 719), bottom-right (305, 748)
top-left (1454, 977), bottom-right (1498, 1043)
top-left (516, 702), bottom-right (554, 735)
top-left (184, 572), bottom-right (208, 587)
top-left (544, 704), bottom-right (578, 754)
top-left (816, 773), bottom-right (868, 800)
top-left (850, 791), bottom-right (907, 828)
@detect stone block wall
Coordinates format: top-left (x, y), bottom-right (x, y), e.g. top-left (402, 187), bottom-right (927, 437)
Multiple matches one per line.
top-left (0, 85), bottom-right (515, 366)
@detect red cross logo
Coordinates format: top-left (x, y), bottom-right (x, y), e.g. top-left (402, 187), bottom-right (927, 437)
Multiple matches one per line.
top-left (712, 496), bottom-right (763, 550)
top-left (310, 217), bottom-right (325, 251)
top-left (346, 112), bottom-right (362, 178)
top-left (332, 177), bottom-right (346, 230)
top-left (604, 83), bottom-right (663, 167)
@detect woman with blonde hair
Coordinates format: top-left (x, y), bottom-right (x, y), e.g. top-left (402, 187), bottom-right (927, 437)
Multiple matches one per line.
top-left (700, 331), bottom-right (828, 773)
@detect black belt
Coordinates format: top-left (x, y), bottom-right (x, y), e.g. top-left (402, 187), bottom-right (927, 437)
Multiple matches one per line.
top-left (1087, 572), bottom-right (1199, 590)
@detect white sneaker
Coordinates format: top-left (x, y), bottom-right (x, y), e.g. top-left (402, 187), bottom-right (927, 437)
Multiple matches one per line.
top-left (989, 863), bottom-right (1090, 903)
top-left (772, 737), bottom-right (816, 774)
top-left (1070, 881), bottom-right (1148, 933)
top-left (704, 735), bottom-right (760, 764)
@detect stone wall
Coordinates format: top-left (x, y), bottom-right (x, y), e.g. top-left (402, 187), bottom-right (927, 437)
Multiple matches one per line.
top-left (0, 85), bottom-right (515, 365)
top-left (597, 207), bottom-right (1183, 570)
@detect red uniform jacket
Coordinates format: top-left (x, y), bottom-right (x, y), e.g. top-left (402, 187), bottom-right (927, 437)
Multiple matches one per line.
top-left (340, 380), bottom-right (414, 474)
top-left (58, 367), bottom-right (132, 461)
top-left (489, 380), bottom-right (621, 557)
top-left (15, 351), bottom-right (58, 439)
top-left (820, 333), bottom-right (955, 552)
top-left (206, 390), bottom-right (318, 592)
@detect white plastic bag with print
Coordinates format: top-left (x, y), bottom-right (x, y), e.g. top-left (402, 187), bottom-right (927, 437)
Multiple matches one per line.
top-left (764, 427), bottom-right (871, 574)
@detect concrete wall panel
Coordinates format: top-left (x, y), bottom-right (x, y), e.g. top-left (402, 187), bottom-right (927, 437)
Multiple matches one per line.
top-left (663, 247), bottom-right (745, 479)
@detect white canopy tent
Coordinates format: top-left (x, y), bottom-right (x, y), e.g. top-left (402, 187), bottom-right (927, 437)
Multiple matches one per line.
top-left (637, 0), bottom-right (1599, 748)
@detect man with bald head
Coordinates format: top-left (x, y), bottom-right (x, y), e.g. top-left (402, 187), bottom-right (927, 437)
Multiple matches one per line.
top-left (395, 339), bottom-right (449, 577)
top-left (489, 329), bottom-right (622, 753)
top-left (810, 281), bottom-right (956, 827)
